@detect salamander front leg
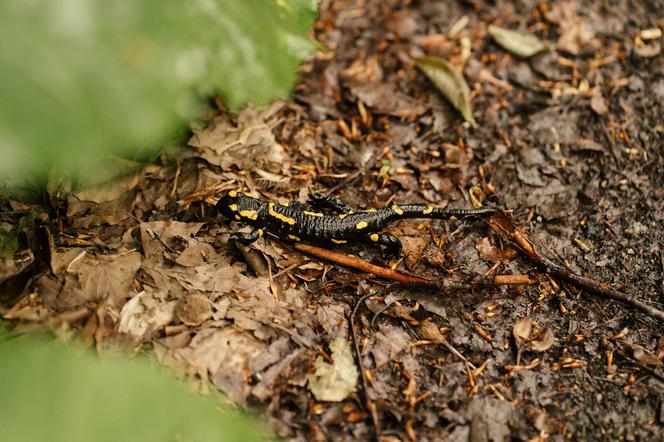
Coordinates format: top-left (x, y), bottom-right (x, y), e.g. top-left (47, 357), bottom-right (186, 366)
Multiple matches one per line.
top-left (368, 233), bottom-right (403, 259)
top-left (229, 228), bottom-right (263, 244)
top-left (309, 193), bottom-right (352, 214)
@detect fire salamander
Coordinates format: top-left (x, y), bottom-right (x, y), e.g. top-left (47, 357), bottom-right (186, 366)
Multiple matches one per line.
top-left (216, 191), bottom-right (495, 258)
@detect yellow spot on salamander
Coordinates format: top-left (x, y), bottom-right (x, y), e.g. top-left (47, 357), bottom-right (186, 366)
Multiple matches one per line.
top-left (257, 229), bottom-right (264, 238)
top-left (268, 202), bottom-right (296, 225)
top-left (240, 210), bottom-right (258, 220)
top-left (228, 204), bottom-right (238, 212)
top-left (282, 201), bottom-right (289, 206)
top-left (362, 208), bottom-right (377, 213)
top-left (288, 234), bottom-right (301, 241)
top-left (234, 215), bottom-right (241, 220)
top-left (331, 239), bottom-right (347, 244)
top-left (449, 215), bottom-right (458, 221)
top-left (370, 233), bottom-right (379, 242)
top-left (303, 211), bottom-right (324, 217)
top-left (338, 213), bottom-right (349, 219)
top-left (392, 205), bottom-right (404, 215)
top-left (422, 206), bottom-right (433, 215)
top-left (356, 221), bottom-right (369, 230)
top-left (228, 190), bottom-right (238, 197)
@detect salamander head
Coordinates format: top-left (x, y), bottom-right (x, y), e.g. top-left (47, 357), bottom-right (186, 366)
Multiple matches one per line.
top-left (215, 190), bottom-right (241, 219)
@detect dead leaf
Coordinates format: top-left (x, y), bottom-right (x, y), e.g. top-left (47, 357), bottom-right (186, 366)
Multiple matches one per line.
top-left (0, 249), bottom-right (34, 284)
top-left (118, 290), bottom-right (177, 339)
top-left (414, 56), bottom-right (477, 126)
top-left (307, 336), bottom-right (358, 402)
top-left (372, 324), bottom-right (410, 368)
top-left (530, 328), bottom-right (555, 352)
top-left (417, 320), bottom-right (444, 343)
top-left (590, 92), bottom-right (609, 115)
top-left (631, 344), bottom-right (662, 366)
top-left (174, 293), bottom-right (213, 326)
top-left (488, 25), bottom-right (548, 58)
top-left (475, 237), bottom-right (516, 263)
top-left (513, 317), bottom-right (532, 346)
top-left (39, 250), bottom-right (142, 309)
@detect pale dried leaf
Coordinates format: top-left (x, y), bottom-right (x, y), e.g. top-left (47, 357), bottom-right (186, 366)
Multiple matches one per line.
top-left (488, 25), bottom-right (548, 58)
top-left (590, 92), bottom-right (609, 116)
top-left (631, 345), bottom-right (662, 366)
top-left (530, 328), bottom-right (555, 352)
top-left (414, 56), bottom-right (477, 126)
top-left (417, 320), bottom-right (444, 343)
top-left (513, 317), bottom-right (532, 344)
top-left (118, 291), bottom-right (177, 339)
top-left (307, 336), bottom-right (358, 402)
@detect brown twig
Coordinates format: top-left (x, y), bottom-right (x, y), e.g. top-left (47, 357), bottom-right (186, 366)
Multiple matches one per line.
top-left (485, 211), bottom-right (664, 322)
top-left (293, 243), bottom-right (428, 283)
top-left (349, 294), bottom-right (381, 441)
top-left (293, 243), bottom-right (532, 287)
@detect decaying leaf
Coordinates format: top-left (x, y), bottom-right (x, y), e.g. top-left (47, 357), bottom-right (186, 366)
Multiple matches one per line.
top-left (631, 344), bottom-right (662, 366)
top-left (118, 291), bottom-right (177, 340)
top-left (512, 317), bottom-right (532, 346)
top-left (307, 336), bottom-right (358, 402)
top-left (530, 328), bottom-right (555, 352)
top-left (0, 250), bottom-right (33, 284)
top-left (488, 25), bottom-right (548, 58)
top-left (414, 56), bottom-right (477, 126)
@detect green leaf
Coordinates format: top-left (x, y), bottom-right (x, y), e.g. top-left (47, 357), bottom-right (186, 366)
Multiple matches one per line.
top-left (0, 0), bottom-right (316, 183)
top-left (0, 337), bottom-right (266, 442)
top-left (414, 56), bottom-right (477, 127)
top-left (197, 1), bottom-right (317, 110)
top-left (488, 25), bottom-right (548, 58)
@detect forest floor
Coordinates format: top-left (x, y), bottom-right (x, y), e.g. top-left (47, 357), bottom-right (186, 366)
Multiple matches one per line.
top-left (2, 0), bottom-right (663, 440)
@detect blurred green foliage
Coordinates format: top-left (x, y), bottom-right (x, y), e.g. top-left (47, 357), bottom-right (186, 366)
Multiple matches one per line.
top-left (0, 336), bottom-right (266, 441)
top-left (0, 0), bottom-right (316, 184)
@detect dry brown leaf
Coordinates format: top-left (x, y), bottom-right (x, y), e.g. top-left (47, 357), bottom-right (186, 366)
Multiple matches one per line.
top-left (417, 319), bottom-right (445, 343)
top-left (513, 317), bottom-right (532, 345)
top-left (174, 293), bottom-right (213, 326)
top-left (631, 344), bottom-right (662, 366)
top-left (590, 92), bottom-right (609, 115)
top-left (39, 250), bottom-right (142, 309)
top-left (475, 237), bottom-right (517, 263)
top-left (530, 328), bottom-right (555, 352)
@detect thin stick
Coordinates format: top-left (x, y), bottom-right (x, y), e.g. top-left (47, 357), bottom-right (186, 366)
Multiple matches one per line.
top-left (349, 294), bottom-right (381, 440)
top-left (294, 243), bottom-right (533, 287)
top-left (293, 243), bottom-right (429, 283)
top-left (485, 212), bottom-right (664, 322)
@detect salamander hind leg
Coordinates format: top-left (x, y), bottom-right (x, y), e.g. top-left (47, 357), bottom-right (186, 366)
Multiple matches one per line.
top-left (309, 193), bottom-right (352, 214)
top-left (368, 233), bottom-right (402, 259)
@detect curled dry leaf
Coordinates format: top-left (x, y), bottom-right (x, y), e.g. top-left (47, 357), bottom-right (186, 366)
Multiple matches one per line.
top-left (417, 319), bottom-right (445, 343)
top-left (512, 317), bottom-right (532, 346)
top-left (414, 56), bottom-right (477, 126)
top-left (530, 328), bottom-right (555, 352)
top-left (307, 336), bottom-right (358, 402)
top-left (488, 25), bottom-right (548, 58)
top-left (631, 344), bottom-right (662, 366)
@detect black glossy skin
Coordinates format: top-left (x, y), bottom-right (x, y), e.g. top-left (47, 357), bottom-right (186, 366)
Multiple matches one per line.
top-left (216, 191), bottom-right (495, 257)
